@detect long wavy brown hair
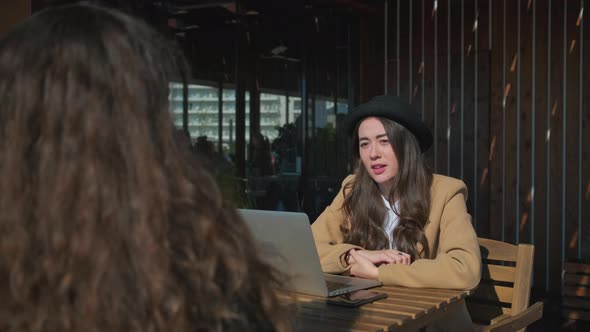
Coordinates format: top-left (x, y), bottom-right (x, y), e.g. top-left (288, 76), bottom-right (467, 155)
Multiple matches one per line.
top-left (341, 118), bottom-right (433, 261)
top-left (0, 4), bottom-right (290, 332)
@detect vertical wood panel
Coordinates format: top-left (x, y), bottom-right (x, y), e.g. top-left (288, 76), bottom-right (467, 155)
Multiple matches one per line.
top-left (435, 0), bottom-right (441, 172)
top-left (449, 1), bottom-right (462, 180)
top-left (518, 0), bottom-right (534, 246)
top-left (462, 0), bottom-right (477, 221)
top-left (398, 0), bottom-right (411, 101)
top-left (411, 0), bottom-right (425, 111)
top-left (475, 50), bottom-right (491, 236)
top-left (502, 0), bottom-right (519, 245)
top-left (477, 0), bottom-right (491, 51)
top-left (423, 1), bottom-right (437, 167)
top-left (488, 0), bottom-right (505, 241)
top-left (565, 0), bottom-right (582, 260)
top-left (433, 0), bottom-right (441, 171)
top-left (531, 0), bottom-right (549, 290)
top-left (548, 0), bottom-right (565, 293)
top-left (436, 0), bottom-right (449, 175)
top-left (359, 13), bottom-right (384, 102)
top-left (387, 0), bottom-right (397, 96)
top-left (582, 0), bottom-right (590, 267)
top-left (475, 0), bottom-right (491, 236)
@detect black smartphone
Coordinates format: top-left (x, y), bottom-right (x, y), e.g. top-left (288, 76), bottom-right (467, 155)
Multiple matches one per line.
top-left (326, 289), bottom-right (388, 307)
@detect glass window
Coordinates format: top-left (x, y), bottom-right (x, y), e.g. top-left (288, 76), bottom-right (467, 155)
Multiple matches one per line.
top-left (169, 82), bottom-right (219, 150)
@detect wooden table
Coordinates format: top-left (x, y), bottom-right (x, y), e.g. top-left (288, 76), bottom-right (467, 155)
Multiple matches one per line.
top-left (285, 286), bottom-right (472, 331)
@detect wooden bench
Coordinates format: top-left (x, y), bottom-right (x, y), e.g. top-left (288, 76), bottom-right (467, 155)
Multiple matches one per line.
top-left (562, 262), bottom-right (590, 321)
top-left (467, 238), bottom-right (544, 332)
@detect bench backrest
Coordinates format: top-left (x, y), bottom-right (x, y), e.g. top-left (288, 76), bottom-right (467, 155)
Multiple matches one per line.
top-left (467, 238), bottom-right (535, 324)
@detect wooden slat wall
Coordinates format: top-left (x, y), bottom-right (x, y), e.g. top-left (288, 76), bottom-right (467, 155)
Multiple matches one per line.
top-left (361, 0), bottom-right (590, 295)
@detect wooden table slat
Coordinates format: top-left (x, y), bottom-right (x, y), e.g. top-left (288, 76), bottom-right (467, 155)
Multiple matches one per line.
top-left (362, 302), bottom-right (425, 318)
top-left (298, 303), bottom-right (410, 323)
top-left (286, 287), bottom-right (471, 331)
top-left (295, 317), bottom-right (382, 332)
top-left (379, 287), bottom-right (467, 304)
top-left (298, 311), bottom-right (393, 330)
top-left (379, 298), bottom-right (436, 313)
top-left (380, 286), bottom-right (467, 296)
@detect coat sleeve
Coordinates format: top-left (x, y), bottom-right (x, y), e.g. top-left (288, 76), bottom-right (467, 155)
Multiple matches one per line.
top-left (311, 175), bottom-right (363, 274)
top-left (377, 180), bottom-right (481, 290)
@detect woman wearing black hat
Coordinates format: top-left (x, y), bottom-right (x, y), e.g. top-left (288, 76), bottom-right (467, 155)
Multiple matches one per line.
top-left (311, 95), bottom-right (481, 330)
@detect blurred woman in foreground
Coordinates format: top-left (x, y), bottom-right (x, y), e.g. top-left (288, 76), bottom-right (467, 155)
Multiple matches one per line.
top-left (0, 3), bottom-right (289, 331)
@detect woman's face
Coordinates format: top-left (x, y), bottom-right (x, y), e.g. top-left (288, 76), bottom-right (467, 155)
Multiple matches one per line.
top-left (358, 117), bottom-right (399, 196)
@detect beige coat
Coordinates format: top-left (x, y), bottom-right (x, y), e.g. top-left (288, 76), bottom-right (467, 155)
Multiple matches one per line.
top-left (311, 173), bottom-right (481, 290)
top-left (311, 174), bottom-right (481, 330)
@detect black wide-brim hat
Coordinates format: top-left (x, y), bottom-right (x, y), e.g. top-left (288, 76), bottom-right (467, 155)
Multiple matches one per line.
top-left (345, 95), bottom-right (433, 152)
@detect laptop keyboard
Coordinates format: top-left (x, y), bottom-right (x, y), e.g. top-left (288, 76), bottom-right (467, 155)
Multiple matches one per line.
top-left (325, 279), bottom-right (351, 292)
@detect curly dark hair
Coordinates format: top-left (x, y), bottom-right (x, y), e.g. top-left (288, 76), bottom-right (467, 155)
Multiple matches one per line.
top-left (0, 3), bottom-right (290, 332)
top-left (342, 118), bottom-right (432, 261)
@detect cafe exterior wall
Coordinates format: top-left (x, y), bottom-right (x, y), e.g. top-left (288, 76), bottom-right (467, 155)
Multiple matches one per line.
top-left (360, 0), bottom-right (590, 297)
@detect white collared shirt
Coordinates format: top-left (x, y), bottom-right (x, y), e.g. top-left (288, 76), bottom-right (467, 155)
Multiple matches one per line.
top-left (381, 195), bottom-right (400, 249)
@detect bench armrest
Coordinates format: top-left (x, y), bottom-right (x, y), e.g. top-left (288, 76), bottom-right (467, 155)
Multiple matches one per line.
top-left (486, 302), bottom-right (544, 332)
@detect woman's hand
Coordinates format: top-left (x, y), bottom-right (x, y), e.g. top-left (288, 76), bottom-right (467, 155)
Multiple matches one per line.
top-left (348, 249), bottom-right (379, 279)
top-left (354, 249), bottom-right (411, 266)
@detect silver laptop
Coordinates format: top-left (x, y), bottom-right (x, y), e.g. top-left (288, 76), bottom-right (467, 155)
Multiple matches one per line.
top-left (238, 208), bottom-right (382, 297)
